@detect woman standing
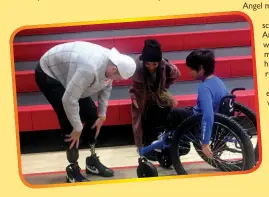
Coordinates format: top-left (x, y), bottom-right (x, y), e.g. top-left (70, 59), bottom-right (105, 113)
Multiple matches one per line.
top-left (129, 39), bottom-right (181, 160)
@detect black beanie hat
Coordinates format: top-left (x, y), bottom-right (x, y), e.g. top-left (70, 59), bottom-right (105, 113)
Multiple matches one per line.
top-left (141, 39), bottom-right (162, 62)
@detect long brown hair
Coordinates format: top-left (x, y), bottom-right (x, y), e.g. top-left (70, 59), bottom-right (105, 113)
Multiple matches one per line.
top-left (142, 60), bottom-right (175, 108)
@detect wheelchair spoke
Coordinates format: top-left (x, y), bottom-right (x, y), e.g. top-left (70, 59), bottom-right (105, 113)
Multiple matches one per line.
top-left (224, 148), bottom-right (242, 154)
top-left (212, 139), bottom-right (227, 154)
top-left (232, 109), bottom-right (257, 138)
top-left (188, 137), bottom-right (200, 147)
top-left (178, 139), bottom-right (191, 150)
top-left (213, 160), bottom-right (231, 171)
top-left (211, 125), bottom-right (221, 150)
top-left (212, 142), bottom-right (227, 154)
top-left (233, 115), bottom-right (255, 131)
top-left (216, 160), bottom-right (241, 171)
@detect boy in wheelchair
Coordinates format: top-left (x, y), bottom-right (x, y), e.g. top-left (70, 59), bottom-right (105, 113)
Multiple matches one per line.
top-left (160, 48), bottom-right (230, 159)
top-left (134, 48), bottom-right (255, 176)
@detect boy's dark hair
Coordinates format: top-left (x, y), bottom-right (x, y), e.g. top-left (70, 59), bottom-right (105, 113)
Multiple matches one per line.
top-left (185, 49), bottom-right (215, 76)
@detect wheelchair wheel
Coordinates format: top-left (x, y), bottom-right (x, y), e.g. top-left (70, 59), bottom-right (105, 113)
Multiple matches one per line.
top-left (196, 102), bottom-right (259, 169)
top-left (157, 149), bottom-right (172, 169)
top-left (232, 102), bottom-right (258, 163)
top-left (171, 113), bottom-right (255, 175)
top-left (137, 158), bottom-right (158, 178)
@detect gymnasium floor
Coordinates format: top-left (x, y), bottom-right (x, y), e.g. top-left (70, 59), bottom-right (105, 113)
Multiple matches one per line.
top-left (22, 147), bottom-right (218, 185)
top-left (20, 131), bottom-right (257, 185)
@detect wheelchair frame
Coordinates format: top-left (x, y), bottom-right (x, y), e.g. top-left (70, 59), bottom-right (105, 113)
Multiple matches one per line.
top-left (136, 87), bottom-right (256, 177)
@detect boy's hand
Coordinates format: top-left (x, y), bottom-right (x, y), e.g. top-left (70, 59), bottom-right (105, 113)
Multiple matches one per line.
top-left (202, 144), bottom-right (213, 158)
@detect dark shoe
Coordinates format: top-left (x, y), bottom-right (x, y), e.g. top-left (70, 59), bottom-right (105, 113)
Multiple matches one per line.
top-left (85, 154), bottom-right (114, 177)
top-left (66, 163), bottom-right (89, 183)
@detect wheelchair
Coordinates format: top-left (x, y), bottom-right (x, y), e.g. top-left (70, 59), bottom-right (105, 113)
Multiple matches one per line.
top-left (136, 87), bottom-right (256, 178)
top-left (193, 88), bottom-right (258, 170)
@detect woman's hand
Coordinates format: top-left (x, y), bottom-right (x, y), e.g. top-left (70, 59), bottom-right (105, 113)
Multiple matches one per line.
top-left (132, 99), bottom-right (139, 108)
top-left (172, 99), bottom-right (178, 107)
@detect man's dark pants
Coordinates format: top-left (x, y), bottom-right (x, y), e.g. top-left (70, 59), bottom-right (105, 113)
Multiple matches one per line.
top-left (34, 62), bottom-right (98, 159)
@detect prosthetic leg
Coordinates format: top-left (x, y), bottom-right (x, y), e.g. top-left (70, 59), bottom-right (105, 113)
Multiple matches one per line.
top-left (66, 145), bottom-right (89, 183)
top-left (85, 134), bottom-right (115, 177)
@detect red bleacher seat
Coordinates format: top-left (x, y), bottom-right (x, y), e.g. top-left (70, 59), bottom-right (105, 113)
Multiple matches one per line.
top-left (13, 13), bottom-right (257, 132)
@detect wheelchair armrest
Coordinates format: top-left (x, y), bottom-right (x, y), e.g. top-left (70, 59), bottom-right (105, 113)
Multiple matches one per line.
top-left (231, 87), bottom-right (246, 94)
top-left (219, 94), bottom-right (236, 104)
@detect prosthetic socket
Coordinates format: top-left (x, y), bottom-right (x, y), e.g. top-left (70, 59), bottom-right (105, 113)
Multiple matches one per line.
top-left (67, 139), bottom-right (97, 163)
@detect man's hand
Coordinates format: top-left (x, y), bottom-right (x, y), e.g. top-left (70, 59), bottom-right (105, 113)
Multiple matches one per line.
top-left (202, 144), bottom-right (213, 158)
top-left (65, 130), bottom-right (82, 149)
top-left (91, 116), bottom-right (106, 138)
